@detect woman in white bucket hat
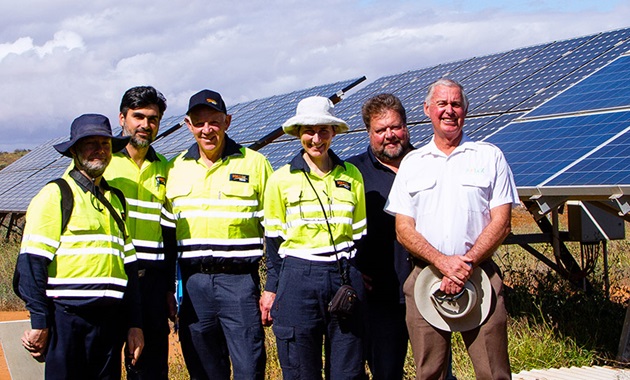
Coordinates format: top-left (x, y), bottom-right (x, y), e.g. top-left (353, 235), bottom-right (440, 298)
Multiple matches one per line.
top-left (261, 96), bottom-right (367, 379)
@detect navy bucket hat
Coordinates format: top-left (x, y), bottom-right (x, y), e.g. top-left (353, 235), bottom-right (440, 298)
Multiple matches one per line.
top-left (53, 114), bottom-right (130, 157)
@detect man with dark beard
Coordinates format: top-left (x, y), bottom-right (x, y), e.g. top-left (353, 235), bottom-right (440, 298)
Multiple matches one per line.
top-left (104, 86), bottom-right (177, 379)
top-left (15, 114), bottom-right (143, 379)
top-left (347, 93), bottom-right (414, 379)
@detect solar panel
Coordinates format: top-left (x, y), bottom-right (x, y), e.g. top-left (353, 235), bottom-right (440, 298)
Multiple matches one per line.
top-left (476, 35), bottom-right (593, 114)
top-left (519, 27), bottom-right (630, 110)
top-left (524, 54), bottom-right (630, 118)
top-left (3, 27), bottom-right (630, 214)
top-left (484, 111), bottom-right (630, 187)
top-left (544, 127), bottom-right (630, 186)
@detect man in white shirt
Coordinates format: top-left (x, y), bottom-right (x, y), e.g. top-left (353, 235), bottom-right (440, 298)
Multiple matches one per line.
top-left (386, 78), bottom-right (519, 380)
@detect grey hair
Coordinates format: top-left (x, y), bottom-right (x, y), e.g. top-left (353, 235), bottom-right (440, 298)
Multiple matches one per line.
top-left (425, 78), bottom-right (469, 111)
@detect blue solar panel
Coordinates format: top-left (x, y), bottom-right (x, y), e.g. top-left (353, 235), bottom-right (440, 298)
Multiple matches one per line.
top-left (485, 111), bottom-right (630, 187)
top-left (525, 55), bottom-right (630, 118)
top-left (476, 36), bottom-right (592, 114)
top-left (519, 28), bottom-right (630, 110)
top-left (470, 113), bottom-right (524, 141)
top-left (544, 127), bottom-right (630, 186)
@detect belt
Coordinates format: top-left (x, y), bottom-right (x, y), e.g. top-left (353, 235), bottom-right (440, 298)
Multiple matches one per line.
top-left (197, 260), bottom-right (257, 275)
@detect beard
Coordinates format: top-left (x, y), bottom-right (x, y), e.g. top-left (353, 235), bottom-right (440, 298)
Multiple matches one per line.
top-left (75, 154), bottom-right (110, 179)
top-left (129, 132), bottom-right (152, 148)
top-left (372, 139), bottom-right (411, 162)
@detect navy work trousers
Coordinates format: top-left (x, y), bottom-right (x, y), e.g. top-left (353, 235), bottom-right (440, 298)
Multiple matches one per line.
top-left (179, 271), bottom-right (266, 380)
top-left (271, 256), bottom-right (364, 380)
top-left (126, 268), bottom-right (170, 380)
top-left (45, 302), bottom-right (125, 380)
top-left (363, 301), bottom-right (409, 379)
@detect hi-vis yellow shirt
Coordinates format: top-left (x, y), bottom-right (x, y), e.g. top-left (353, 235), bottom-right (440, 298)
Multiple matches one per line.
top-left (105, 148), bottom-right (175, 264)
top-left (166, 138), bottom-right (272, 266)
top-left (20, 171), bottom-right (136, 302)
top-left (264, 151), bottom-right (367, 263)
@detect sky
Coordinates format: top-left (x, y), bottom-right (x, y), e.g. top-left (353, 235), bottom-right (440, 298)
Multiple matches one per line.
top-left (0, 0), bottom-right (628, 152)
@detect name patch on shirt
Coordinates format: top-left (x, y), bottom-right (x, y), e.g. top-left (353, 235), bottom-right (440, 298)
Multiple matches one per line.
top-left (230, 173), bottom-right (250, 183)
top-left (335, 180), bottom-right (351, 191)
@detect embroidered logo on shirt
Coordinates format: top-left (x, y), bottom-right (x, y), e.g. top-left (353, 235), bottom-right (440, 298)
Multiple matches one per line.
top-left (230, 173), bottom-right (250, 183)
top-left (156, 176), bottom-right (166, 187)
top-left (335, 180), bottom-right (351, 191)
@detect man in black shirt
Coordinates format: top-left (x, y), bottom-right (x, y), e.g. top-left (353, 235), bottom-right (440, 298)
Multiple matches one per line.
top-left (348, 93), bottom-right (413, 379)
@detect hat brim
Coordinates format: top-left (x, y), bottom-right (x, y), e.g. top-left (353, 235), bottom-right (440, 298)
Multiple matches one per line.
top-left (414, 265), bottom-right (493, 332)
top-left (282, 114), bottom-right (349, 137)
top-left (54, 135), bottom-right (130, 157)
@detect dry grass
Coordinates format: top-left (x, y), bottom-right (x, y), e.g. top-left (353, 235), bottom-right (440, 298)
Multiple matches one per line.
top-left (5, 205), bottom-right (630, 379)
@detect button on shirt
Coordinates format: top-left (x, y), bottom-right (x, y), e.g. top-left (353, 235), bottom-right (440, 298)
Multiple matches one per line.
top-left (385, 134), bottom-right (519, 256)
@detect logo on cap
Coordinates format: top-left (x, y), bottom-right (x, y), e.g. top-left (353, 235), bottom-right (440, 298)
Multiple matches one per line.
top-left (206, 98), bottom-right (218, 105)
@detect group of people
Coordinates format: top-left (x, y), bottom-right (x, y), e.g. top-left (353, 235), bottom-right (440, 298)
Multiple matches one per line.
top-left (15, 78), bottom-right (518, 380)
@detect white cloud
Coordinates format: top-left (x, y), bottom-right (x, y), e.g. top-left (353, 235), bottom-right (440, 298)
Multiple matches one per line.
top-left (0, 0), bottom-right (627, 152)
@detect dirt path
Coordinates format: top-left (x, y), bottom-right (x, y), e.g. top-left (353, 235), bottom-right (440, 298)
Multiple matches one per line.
top-left (0, 311), bottom-right (30, 380)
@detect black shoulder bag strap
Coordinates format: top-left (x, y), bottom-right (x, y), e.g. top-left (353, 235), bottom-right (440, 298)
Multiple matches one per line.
top-left (94, 190), bottom-right (127, 241)
top-left (301, 169), bottom-right (350, 285)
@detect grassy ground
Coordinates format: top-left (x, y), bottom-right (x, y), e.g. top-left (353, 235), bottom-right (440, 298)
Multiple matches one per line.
top-left (3, 208), bottom-right (630, 379)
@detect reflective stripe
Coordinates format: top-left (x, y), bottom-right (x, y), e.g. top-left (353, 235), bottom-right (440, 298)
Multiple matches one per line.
top-left (22, 234), bottom-right (60, 249)
top-left (132, 239), bottom-right (163, 249)
top-left (128, 210), bottom-right (161, 222)
top-left (179, 249), bottom-right (263, 259)
top-left (55, 247), bottom-right (125, 256)
top-left (280, 249), bottom-right (356, 262)
top-left (178, 210), bottom-right (263, 220)
top-left (136, 252), bottom-right (165, 261)
top-left (48, 276), bottom-right (128, 286)
top-left (127, 198), bottom-right (162, 209)
top-left (160, 219), bottom-right (176, 228)
top-left (47, 289), bottom-right (125, 299)
top-left (20, 248), bottom-right (55, 261)
top-left (179, 237), bottom-right (263, 246)
top-left (124, 254), bottom-right (137, 264)
top-left (60, 234), bottom-right (125, 246)
top-left (286, 216), bottom-right (353, 229)
top-left (173, 198), bottom-right (259, 207)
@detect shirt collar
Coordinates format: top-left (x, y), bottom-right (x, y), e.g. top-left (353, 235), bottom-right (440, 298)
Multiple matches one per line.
top-left (424, 133), bottom-right (476, 157)
top-left (119, 145), bottom-right (160, 162)
top-left (289, 149), bottom-right (346, 173)
top-left (182, 135), bottom-right (243, 161)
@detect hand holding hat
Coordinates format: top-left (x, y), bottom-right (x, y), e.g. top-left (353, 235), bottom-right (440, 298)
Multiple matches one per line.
top-left (414, 265), bottom-right (493, 332)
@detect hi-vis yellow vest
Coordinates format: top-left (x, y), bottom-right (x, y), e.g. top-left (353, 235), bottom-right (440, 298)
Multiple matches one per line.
top-left (105, 150), bottom-right (174, 263)
top-left (167, 141), bottom-right (272, 264)
top-left (20, 173), bottom-right (136, 301)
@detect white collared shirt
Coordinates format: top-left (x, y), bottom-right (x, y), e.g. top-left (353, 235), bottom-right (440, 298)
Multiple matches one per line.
top-left (385, 134), bottom-right (519, 256)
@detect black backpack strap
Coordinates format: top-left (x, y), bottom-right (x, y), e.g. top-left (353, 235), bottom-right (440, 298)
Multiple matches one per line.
top-left (50, 178), bottom-right (74, 234)
top-left (108, 186), bottom-right (127, 221)
top-left (14, 178), bottom-right (73, 300)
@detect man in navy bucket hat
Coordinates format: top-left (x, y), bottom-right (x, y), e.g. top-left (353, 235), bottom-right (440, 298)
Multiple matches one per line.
top-left (54, 113), bottom-right (130, 157)
top-left (15, 113), bottom-right (144, 379)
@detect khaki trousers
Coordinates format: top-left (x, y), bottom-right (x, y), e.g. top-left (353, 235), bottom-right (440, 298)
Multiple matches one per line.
top-left (404, 260), bottom-right (511, 380)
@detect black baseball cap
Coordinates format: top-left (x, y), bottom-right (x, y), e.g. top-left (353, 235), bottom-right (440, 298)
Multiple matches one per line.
top-left (186, 89), bottom-right (227, 115)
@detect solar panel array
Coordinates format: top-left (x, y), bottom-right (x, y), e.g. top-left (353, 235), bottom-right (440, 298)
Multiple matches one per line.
top-left (2, 27), bottom-right (630, 214)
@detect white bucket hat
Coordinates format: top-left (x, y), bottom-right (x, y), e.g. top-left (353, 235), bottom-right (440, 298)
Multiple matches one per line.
top-left (414, 265), bottom-right (493, 332)
top-left (282, 96), bottom-right (349, 137)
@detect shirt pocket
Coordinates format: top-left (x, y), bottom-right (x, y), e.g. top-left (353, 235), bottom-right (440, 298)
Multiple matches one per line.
top-left (458, 175), bottom-right (491, 213)
top-left (219, 183), bottom-right (259, 226)
top-left (330, 187), bottom-right (356, 218)
top-left (406, 177), bottom-right (437, 216)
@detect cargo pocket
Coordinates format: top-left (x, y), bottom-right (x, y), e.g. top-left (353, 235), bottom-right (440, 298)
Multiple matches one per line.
top-left (272, 324), bottom-right (297, 369)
